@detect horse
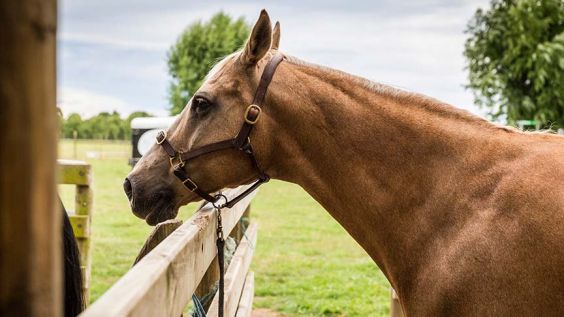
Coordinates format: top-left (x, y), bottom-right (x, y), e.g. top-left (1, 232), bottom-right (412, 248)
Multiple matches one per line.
top-left (60, 199), bottom-right (84, 316)
top-left (124, 10), bottom-right (564, 316)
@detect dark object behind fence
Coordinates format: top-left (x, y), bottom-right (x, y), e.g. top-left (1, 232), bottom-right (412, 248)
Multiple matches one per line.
top-left (61, 199), bottom-right (85, 317)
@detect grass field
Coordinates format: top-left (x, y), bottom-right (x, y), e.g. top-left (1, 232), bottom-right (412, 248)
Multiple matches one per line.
top-left (59, 139), bottom-right (391, 316)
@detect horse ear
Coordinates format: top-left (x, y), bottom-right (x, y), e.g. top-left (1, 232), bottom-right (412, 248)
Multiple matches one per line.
top-left (241, 10), bottom-right (272, 64)
top-left (272, 21), bottom-right (281, 50)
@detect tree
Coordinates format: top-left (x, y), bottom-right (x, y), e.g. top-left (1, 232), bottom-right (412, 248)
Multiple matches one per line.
top-left (167, 12), bottom-right (250, 115)
top-left (464, 0), bottom-right (564, 128)
top-left (126, 111), bottom-right (152, 122)
top-left (62, 113), bottom-right (83, 138)
top-left (60, 111), bottom-right (154, 140)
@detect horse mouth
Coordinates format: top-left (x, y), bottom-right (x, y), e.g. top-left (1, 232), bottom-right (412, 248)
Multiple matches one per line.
top-left (144, 205), bottom-right (177, 226)
top-left (130, 191), bottom-right (178, 226)
top-left (125, 151), bottom-right (181, 226)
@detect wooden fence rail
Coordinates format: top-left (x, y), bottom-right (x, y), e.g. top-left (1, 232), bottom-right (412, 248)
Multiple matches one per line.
top-left (234, 272), bottom-right (254, 317)
top-left (80, 185), bottom-right (257, 317)
top-left (58, 159), bottom-right (93, 302)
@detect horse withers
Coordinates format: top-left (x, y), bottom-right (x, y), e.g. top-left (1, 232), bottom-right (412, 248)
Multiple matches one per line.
top-left (124, 10), bottom-right (564, 316)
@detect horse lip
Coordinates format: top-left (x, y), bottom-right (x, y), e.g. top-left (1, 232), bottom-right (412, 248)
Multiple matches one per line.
top-left (145, 210), bottom-right (165, 226)
top-left (144, 206), bottom-right (177, 226)
top-left (131, 207), bottom-right (149, 220)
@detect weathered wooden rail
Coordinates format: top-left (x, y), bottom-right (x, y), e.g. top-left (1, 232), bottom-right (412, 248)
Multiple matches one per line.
top-left (58, 159), bottom-right (94, 302)
top-left (80, 185), bottom-right (258, 317)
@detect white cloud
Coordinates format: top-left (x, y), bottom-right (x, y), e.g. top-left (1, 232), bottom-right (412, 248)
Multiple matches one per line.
top-left (59, 0), bottom-right (491, 118)
top-left (60, 32), bottom-right (167, 51)
top-left (57, 87), bottom-right (168, 118)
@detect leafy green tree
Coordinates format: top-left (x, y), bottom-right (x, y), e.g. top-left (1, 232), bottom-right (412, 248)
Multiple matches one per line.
top-left (87, 112), bottom-right (109, 139)
top-left (167, 12), bottom-right (250, 115)
top-left (63, 113), bottom-right (83, 138)
top-left (106, 111), bottom-right (123, 140)
top-left (464, 0), bottom-right (564, 128)
top-left (60, 111), bottom-right (155, 140)
top-left (126, 111), bottom-right (152, 122)
top-left (78, 119), bottom-right (93, 139)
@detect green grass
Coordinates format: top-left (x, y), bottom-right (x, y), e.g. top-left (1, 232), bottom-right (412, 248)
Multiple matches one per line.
top-left (58, 139), bottom-right (390, 316)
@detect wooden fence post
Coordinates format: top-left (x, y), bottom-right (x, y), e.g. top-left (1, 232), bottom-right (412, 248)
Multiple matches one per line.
top-left (76, 182), bottom-right (93, 302)
top-left (58, 160), bottom-right (94, 303)
top-left (390, 288), bottom-right (404, 317)
top-left (0, 1), bottom-right (59, 316)
top-left (73, 130), bottom-right (78, 159)
top-left (134, 219), bottom-right (184, 264)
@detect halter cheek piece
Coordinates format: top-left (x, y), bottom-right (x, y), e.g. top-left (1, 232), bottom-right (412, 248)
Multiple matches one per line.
top-left (155, 52), bottom-right (285, 209)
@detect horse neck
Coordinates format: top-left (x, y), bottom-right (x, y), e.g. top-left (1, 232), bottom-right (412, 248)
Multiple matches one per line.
top-left (262, 58), bottom-right (515, 291)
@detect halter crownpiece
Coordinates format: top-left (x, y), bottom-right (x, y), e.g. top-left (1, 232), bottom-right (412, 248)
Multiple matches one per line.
top-left (155, 52), bottom-right (285, 208)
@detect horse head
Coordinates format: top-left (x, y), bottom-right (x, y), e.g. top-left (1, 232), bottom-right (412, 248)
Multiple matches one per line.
top-left (124, 10), bottom-right (282, 225)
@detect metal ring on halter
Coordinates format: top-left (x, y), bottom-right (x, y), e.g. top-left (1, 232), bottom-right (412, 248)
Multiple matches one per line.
top-left (212, 194), bottom-right (228, 209)
top-left (169, 154), bottom-right (184, 168)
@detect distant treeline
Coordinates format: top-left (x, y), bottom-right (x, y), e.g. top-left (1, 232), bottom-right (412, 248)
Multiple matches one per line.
top-left (60, 111), bottom-right (152, 140)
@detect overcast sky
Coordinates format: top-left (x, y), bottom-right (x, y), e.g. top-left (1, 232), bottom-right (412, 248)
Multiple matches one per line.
top-left (58, 0), bottom-right (490, 118)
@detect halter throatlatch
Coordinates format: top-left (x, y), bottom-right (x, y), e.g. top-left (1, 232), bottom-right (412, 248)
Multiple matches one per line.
top-left (155, 52), bottom-right (284, 209)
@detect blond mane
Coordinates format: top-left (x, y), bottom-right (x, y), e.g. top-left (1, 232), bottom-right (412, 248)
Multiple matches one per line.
top-left (283, 55), bottom-right (513, 132)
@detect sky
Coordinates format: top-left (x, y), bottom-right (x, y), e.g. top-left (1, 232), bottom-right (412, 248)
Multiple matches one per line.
top-left (58, 0), bottom-right (491, 118)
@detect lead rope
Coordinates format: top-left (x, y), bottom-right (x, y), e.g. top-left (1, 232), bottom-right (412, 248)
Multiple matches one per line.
top-left (216, 206), bottom-right (225, 317)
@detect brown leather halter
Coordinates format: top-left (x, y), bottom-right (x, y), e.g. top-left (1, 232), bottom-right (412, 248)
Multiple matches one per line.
top-left (155, 52), bottom-right (284, 209)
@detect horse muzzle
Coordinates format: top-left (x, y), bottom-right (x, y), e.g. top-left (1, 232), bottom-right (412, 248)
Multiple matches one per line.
top-left (123, 176), bottom-right (177, 225)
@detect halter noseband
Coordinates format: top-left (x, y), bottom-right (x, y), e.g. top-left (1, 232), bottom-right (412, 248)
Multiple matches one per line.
top-left (155, 52), bottom-right (285, 209)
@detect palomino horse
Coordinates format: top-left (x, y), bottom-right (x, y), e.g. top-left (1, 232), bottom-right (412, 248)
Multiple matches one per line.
top-left (124, 10), bottom-right (564, 316)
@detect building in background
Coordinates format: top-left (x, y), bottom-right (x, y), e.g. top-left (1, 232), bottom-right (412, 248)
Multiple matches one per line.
top-left (130, 116), bottom-right (177, 166)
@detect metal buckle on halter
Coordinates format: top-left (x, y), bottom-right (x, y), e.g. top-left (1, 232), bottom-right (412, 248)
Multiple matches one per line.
top-left (244, 104), bottom-right (261, 125)
top-left (156, 130), bottom-right (167, 144)
top-left (182, 177), bottom-right (198, 191)
top-left (169, 153), bottom-right (184, 168)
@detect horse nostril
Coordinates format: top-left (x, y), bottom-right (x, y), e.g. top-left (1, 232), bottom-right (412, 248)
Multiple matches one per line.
top-left (123, 177), bottom-right (133, 200)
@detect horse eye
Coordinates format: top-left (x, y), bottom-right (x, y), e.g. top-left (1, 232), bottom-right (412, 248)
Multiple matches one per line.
top-left (192, 97), bottom-right (212, 115)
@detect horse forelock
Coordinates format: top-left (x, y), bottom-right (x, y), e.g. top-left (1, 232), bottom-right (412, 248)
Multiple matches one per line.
top-left (205, 52), bottom-right (240, 81)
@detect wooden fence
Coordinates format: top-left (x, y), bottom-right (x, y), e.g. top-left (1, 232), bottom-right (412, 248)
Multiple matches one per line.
top-left (80, 185), bottom-right (257, 317)
top-left (58, 159), bottom-right (94, 302)
top-left (55, 163), bottom-right (402, 316)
